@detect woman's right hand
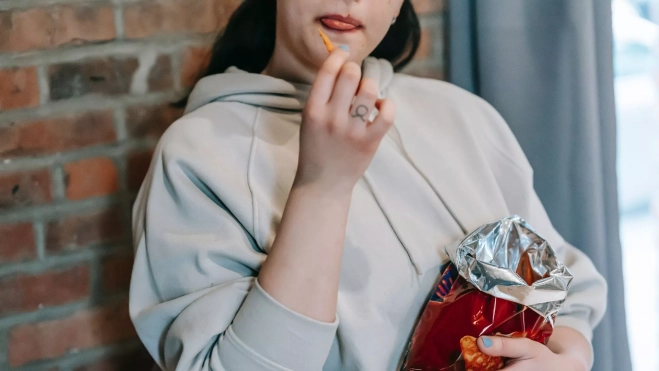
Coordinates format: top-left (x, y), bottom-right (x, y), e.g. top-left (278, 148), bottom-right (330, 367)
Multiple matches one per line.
top-left (294, 47), bottom-right (396, 195)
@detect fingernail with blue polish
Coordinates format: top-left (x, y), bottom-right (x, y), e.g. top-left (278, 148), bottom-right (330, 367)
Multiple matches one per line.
top-left (339, 44), bottom-right (349, 52)
top-left (481, 337), bottom-right (493, 348)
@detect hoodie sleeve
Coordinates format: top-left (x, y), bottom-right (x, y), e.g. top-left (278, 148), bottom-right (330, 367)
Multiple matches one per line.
top-left (473, 98), bottom-right (608, 343)
top-left (129, 117), bottom-right (338, 371)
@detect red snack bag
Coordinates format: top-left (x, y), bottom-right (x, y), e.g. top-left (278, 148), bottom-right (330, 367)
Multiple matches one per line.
top-left (401, 216), bottom-right (573, 370)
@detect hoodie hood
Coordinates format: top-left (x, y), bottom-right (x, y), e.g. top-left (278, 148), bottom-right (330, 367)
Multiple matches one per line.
top-left (184, 57), bottom-right (395, 114)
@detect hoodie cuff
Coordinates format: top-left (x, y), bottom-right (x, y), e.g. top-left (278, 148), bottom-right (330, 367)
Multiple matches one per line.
top-left (554, 314), bottom-right (594, 343)
top-left (223, 279), bottom-right (339, 371)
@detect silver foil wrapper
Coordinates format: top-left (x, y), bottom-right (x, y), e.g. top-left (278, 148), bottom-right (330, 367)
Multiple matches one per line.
top-left (444, 215), bottom-right (573, 320)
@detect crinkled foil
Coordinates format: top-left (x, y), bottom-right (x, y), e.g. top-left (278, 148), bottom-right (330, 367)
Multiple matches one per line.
top-left (444, 215), bottom-right (573, 319)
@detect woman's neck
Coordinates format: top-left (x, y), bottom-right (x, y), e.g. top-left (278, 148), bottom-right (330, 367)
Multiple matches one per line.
top-left (262, 42), bottom-right (317, 85)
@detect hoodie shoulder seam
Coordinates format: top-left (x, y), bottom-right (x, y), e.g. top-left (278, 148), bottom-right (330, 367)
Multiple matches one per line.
top-left (246, 107), bottom-right (261, 250)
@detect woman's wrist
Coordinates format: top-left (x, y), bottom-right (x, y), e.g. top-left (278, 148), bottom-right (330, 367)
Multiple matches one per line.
top-left (291, 178), bottom-right (355, 201)
top-left (547, 326), bottom-right (592, 371)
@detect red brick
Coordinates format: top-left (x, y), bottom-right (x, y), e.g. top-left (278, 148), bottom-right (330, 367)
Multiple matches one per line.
top-left (8, 301), bottom-right (136, 367)
top-left (0, 168), bottom-right (52, 209)
top-left (126, 104), bottom-right (183, 140)
top-left (0, 111), bottom-right (116, 158)
top-left (49, 58), bottom-right (139, 101)
top-left (123, 0), bottom-right (242, 39)
top-left (412, 0), bottom-right (446, 14)
top-left (181, 45), bottom-right (211, 87)
top-left (148, 55), bottom-right (174, 92)
top-left (0, 223), bottom-right (36, 263)
top-left (73, 345), bottom-right (155, 371)
top-left (0, 264), bottom-right (89, 317)
top-left (64, 157), bottom-right (120, 201)
top-left (46, 207), bottom-right (126, 253)
top-left (0, 5), bottom-right (115, 52)
top-left (415, 27), bottom-right (434, 60)
top-left (0, 125), bottom-right (18, 156)
top-left (127, 149), bottom-right (154, 192)
top-left (0, 67), bottom-right (39, 111)
top-left (102, 254), bottom-right (134, 294)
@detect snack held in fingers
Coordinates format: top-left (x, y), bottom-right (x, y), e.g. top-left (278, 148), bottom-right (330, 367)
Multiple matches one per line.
top-left (318, 28), bottom-right (334, 52)
top-left (460, 336), bottom-right (504, 371)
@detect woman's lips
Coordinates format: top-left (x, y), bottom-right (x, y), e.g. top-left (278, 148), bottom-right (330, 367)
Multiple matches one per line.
top-left (321, 18), bottom-right (357, 31)
top-left (320, 15), bottom-right (362, 31)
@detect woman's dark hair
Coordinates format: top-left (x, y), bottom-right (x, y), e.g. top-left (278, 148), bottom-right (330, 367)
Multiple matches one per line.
top-left (189, 0), bottom-right (420, 85)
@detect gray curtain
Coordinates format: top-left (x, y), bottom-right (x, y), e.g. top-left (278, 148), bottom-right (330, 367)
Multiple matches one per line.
top-left (447, 1), bottom-right (632, 370)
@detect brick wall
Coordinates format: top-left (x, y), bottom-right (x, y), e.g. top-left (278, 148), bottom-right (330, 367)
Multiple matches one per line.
top-left (0, 0), bottom-right (446, 369)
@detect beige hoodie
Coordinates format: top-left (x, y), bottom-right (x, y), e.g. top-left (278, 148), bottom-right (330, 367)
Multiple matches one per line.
top-left (129, 57), bottom-right (607, 371)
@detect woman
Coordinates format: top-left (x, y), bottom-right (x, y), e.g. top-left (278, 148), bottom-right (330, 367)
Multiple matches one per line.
top-left (129, 0), bottom-right (607, 370)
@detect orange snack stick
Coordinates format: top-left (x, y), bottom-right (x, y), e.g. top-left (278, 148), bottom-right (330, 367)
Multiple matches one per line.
top-left (459, 336), bottom-right (504, 371)
top-left (318, 28), bottom-right (334, 52)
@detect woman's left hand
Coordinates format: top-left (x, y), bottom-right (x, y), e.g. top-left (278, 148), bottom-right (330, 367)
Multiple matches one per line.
top-left (477, 335), bottom-right (589, 371)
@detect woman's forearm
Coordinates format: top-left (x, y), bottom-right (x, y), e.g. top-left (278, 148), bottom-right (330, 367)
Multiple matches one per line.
top-left (258, 182), bottom-right (352, 323)
top-left (547, 326), bottom-right (593, 370)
